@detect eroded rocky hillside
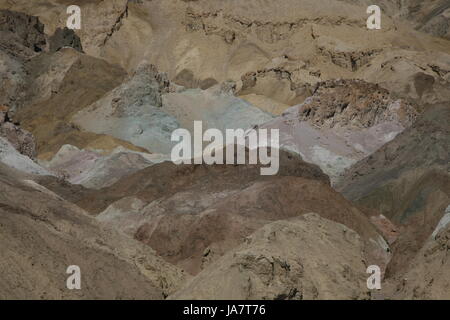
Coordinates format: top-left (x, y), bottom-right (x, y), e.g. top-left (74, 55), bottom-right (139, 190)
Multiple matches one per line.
top-left (0, 0), bottom-right (449, 300)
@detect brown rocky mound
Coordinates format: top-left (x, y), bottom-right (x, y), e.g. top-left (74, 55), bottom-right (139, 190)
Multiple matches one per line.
top-left (73, 150), bottom-right (389, 275)
top-left (384, 206), bottom-right (450, 299)
top-left (337, 104), bottom-right (450, 282)
top-left (298, 79), bottom-right (417, 129)
top-left (0, 163), bottom-right (187, 299)
top-left (170, 213), bottom-right (372, 300)
top-left (337, 104), bottom-right (450, 217)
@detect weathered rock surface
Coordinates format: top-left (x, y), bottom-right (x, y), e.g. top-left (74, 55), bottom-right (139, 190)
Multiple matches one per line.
top-left (0, 0), bottom-right (449, 300)
top-left (80, 150), bottom-right (390, 276)
top-left (337, 104), bottom-right (450, 280)
top-left (73, 62), bottom-right (273, 154)
top-left (4, 0), bottom-right (450, 108)
top-left (0, 163), bottom-right (187, 299)
top-left (0, 106), bottom-right (36, 159)
top-left (394, 0), bottom-right (450, 40)
top-left (49, 27), bottom-right (83, 53)
top-left (170, 213), bottom-right (371, 300)
top-left (384, 206), bottom-right (450, 300)
top-left (0, 136), bottom-right (50, 176)
top-left (0, 9), bottom-right (46, 56)
top-left (71, 62), bottom-right (180, 154)
top-left (259, 79), bottom-right (417, 182)
top-left (12, 48), bottom-right (148, 159)
top-left (0, 9), bottom-right (46, 111)
top-left (43, 144), bottom-right (167, 189)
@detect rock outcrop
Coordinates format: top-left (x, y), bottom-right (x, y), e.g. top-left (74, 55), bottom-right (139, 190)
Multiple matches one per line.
top-left (259, 79), bottom-right (417, 182)
top-left (170, 213), bottom-right (371, 300)
top-left (0, 9), bottom-right (46, 56)
top-left (12, 48), bottom-right (148, 159)
top-left (0, 163), bottom-right (187, 299)
top-left (0, 0), bottom-right (449, 300)
top-left (73, 62), bottom-right (273, 154)
top-left (0, 10), bottom-right (46, 111)
top-left (49, 27), bottom-right (83, 53)
top-left (0, 106), bottom-right (36, 159)
top-left (0, 137), bottom-right (50, 176)
top-left (77, 150), bottom-right (390, 276)
top-left (385, 206), bottom-right (450, 299)
top-left (337, 104), bottom-right (450, 282)
top-left (3, 0), bottom-right (450, 108)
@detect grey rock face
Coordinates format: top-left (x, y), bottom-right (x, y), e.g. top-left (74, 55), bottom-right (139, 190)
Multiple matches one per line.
top-left (0, 10), bottom-right (47, 111)
top-left (0, 136), bottom-right (50, 176)
top-left (0, 9), bottom-right (46, 55)
top-left (0, 107), bottom-right (37, 159)
top-left (44, 144), bottom-right (167, 189)
top-left (73, 62), bottom-right (273, 154)
top-left (72, 62), bottom-right (180, 154)
top-left (49, 27), bottom-right (83, 53)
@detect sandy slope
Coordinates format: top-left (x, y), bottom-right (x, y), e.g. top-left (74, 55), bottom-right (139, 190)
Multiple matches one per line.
top-left (337, 104), bottom-right (450, 289)
top-left (0, 163), bottom-right (187, 299)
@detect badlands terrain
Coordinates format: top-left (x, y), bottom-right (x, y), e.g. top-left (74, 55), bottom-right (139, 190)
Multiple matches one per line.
top-left (0, 0), bottom-right (449, 299)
